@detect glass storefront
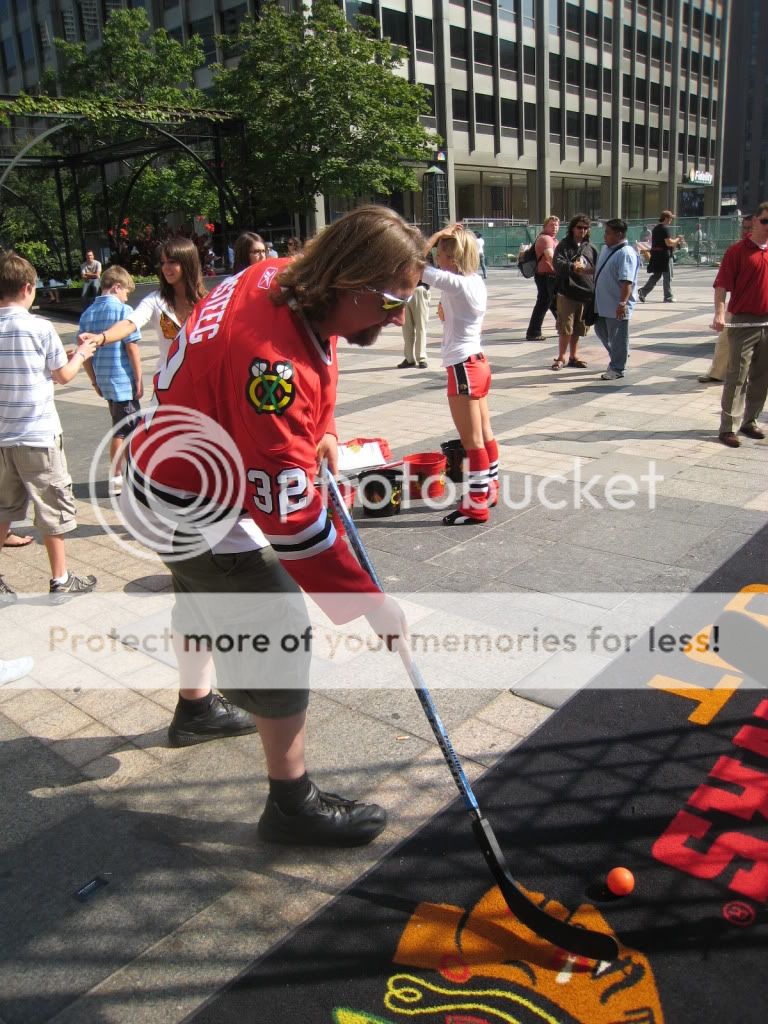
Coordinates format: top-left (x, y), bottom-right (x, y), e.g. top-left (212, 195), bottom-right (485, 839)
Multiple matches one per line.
top-left (550, 176), bottom-right (603, 220)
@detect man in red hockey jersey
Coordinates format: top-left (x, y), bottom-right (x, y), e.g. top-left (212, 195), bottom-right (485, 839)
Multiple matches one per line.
top-left (118, 206), bottom-right (424, 846)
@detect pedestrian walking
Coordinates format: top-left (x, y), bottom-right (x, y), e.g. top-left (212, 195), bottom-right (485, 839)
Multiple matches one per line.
top-left (699, 215), bottom-right (753, 383)
top-left (638, 211), bottom-right (684, 303)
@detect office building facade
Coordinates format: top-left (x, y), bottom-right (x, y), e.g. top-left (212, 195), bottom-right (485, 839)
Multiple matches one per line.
top-left (722, 0), bottom-right (768, 215)
top-left (1, 0), bottom-right (729, 223)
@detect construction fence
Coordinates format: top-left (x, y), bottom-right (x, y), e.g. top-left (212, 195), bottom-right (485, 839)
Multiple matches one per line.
top-left (463, 217), bottom-right (745, 269)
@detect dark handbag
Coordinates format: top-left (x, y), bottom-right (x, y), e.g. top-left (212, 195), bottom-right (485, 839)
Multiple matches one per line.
top-left (583, 298), bottom-right (597, 327)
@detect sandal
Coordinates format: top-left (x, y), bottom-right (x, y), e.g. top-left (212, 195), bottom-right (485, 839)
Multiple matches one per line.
top-left (2, 531), bottom-right (33, 548)
top-left (551, 358), bottom-right (565, 371)
top-left (567, 357), bottom-right (588, 368)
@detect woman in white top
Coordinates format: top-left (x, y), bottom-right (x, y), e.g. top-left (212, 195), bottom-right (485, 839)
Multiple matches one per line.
top-left (80, 236), bottom-right (205, 374)
top-left (421, 224), bottom-right (498, 525)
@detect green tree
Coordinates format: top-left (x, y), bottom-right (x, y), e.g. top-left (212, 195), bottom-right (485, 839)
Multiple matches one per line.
top-left (108, 156), bottom-right (219, 229)
top-left (51, 8), bottom-right (205, 106)
top-left (213, 0), bottom-right (437, 217)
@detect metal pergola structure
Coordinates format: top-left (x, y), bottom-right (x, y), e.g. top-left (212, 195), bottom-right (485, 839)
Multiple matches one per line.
top-left (0, 98), bottom-right (245, 277)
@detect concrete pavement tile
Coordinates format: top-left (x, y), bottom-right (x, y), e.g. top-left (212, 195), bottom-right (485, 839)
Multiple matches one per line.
top-left (44, 722), bottom-right (126, 768)
top-left (0, 806), bottom-right (232, 1024)
top-left (21, 701), bottom-right (100, 742)
top-left (475, 690), bottom-right (554, 736)
top-left (0, 688), bottom-right (75, 729)
top-left (42, 876), bottom-right (334, 1024)
top-left (80, 745), bottom-right (163, 790)
top-left (448, 715), bottom-right (524, 767)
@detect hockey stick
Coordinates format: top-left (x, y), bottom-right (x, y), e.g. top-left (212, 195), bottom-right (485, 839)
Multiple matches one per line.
top-left (324, 468), bottom-right (619, 962)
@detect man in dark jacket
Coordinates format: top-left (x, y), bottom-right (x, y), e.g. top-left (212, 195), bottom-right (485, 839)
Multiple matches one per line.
top-left (638, 211), bottom-right (684, 303)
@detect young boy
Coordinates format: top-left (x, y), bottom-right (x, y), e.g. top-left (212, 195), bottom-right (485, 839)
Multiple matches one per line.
top-left (79, 265), bottom-right (143, 495)
top-left (0, 252), bottom-right (98, 601)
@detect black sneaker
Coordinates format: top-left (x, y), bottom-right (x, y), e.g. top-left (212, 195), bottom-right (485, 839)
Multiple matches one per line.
top-left (396, 359), bottom-right (415, 368)
top-left (257, 781), bottom-right (387, 847)
top-left (0, 575), bottom-right (17, 605)
top-left (49, 572), bottom-right (97, 604)
top-left (168, 692), bottom-right (258, 747)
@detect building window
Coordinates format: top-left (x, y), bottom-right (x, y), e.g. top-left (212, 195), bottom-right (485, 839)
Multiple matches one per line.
top-left (450, 26), bottom-right (467, 60)
top-left (499, 38), bottom-right (516, 72)
top-left (603, 118), bottom-right (612, 142)
top-left (650, 81), bottom-right (660, 106)
top-left (635, 124), bottom-right (647, 148)
top-left (565, 3), bottom-right (581, 34)
top-left (665, 41), bottom-right (672, 64)
top-left (549, 52), bottom-right (561, 81)
top-left (523, 45), bottom-right (535, 76)
top-left (452, 89), bottom-right (468, 121)
top-left (415, 16), bottom-right (433, 52)
top-left (650, 126), bottom-right (660, 150)
top-left (566, 58), bottom-right (581, 87)
top-left (622, 122), bottom-right (631, 145)
top-left (500, 98), bottom-right (518, 128)
top-left (585, 10), bottom-right (599, 39)
top-left (566, 110), bottom-right (579, 138)
top-left (221, 4), bottom-right (247, 38)
top-left (664, 85), bottom-right (670, 108)
top-left (623, 73), bottom-right (632, 99)
top-left (61, 9), bottom-right (77, 42)
top-left (623, 25), bottom-right (632, 51)
top-left (475, 93), bottom-right (494, 124)
top-left (585, 114), bottom-right (598, 140)
top-left (636, 31), bottom-right (648, 56)
top-left (549, 107), bottom-right (561, 134)
top-left (190, 17), bottom-right (216, 64)
top-left (651, 35), bottom-right (661, 60)
top-left (603, 68), bottom-right (612, 93)
top-left (474, 32), bottom-right (493, 66)
top-left (636, 77), bottom-right (647, 103)
top-left (163, 0), bottom-right (179, 8)
top-left (79, 0), bottom-right (100, 41)
top-left (585, 63), bottom-right (599, 91)
top-left (382, 9), bottom-right (408, 46)
top-left (421, 83), bottom-right (435, 116)
top-left (524, 102), bottom-right (536, 131)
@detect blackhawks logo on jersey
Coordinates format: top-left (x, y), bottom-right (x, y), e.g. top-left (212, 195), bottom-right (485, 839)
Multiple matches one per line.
top-left (246, 358), bottom-right (295, 415)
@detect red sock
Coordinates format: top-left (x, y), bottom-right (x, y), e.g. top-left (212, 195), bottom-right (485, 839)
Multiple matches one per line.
top-left (460, 448), bottom-right (489, 520)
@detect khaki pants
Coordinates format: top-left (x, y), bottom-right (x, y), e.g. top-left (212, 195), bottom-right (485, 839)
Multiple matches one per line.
top-left (706, 330), bottom-right (730, 380)
top-left (402, 285), bottom-right (430, 363)
top-left (719, 316), bottom-right (768, 434)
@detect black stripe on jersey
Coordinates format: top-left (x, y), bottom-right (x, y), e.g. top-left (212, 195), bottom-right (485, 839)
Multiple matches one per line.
top-left (268, 514), bottom-right (334, 554)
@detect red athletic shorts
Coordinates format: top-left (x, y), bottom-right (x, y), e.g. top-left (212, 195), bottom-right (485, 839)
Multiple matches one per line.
top-left (446, 353), bottom-right (491, 398)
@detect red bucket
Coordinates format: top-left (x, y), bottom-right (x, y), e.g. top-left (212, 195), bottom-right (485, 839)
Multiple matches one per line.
top-left (403, 452), bottom-right (447, 500)
top-left (325, 481), bottom-right (356, 536)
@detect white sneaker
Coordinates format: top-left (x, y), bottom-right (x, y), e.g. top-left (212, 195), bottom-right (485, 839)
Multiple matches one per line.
top-left (108, 474), bottom-right (123, 495)
top-left (600, 369), bottom-right (624, 380)
top-left (0, 656), bottom-right (34, 685)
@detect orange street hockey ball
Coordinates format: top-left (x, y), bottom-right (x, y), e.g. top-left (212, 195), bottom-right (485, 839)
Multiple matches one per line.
top-left (607, 867), bottom-right (635, 896)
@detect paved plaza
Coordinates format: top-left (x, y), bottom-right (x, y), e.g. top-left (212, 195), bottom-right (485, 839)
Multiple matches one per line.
top-left (1, 265), bottom-right (767, 1023)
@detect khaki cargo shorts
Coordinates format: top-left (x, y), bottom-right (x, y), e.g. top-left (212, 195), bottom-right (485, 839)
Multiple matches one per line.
top-left (0, 437), bottom-right (77, 535)
top-left (556, 294), bottom-right (590, 338)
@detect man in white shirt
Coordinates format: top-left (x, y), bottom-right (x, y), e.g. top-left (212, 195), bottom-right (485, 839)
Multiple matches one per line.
top-left (80, 249), bottom-right (102, 301)
top-left (0, 252), bottom-right (98, 602)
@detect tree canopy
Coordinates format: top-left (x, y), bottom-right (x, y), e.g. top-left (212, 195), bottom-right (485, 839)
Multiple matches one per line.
top-left (47, 8), bottom-right (206, 107)
top-left (213, 0), bottom-right (437, 215)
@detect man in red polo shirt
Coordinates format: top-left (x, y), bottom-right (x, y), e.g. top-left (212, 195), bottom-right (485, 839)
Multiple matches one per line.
top-left (712, 202), bottom-right (768, 447)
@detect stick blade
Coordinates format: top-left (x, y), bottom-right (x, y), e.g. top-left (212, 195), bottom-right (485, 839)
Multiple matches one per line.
top-left (473, 817), bottom-right (620, 962)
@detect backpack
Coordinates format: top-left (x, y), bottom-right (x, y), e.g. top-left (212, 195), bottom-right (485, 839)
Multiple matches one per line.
top-left (518, 244), bottom-right (538, 278)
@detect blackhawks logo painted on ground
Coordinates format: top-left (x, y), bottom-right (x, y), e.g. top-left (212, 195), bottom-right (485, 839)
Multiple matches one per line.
top-left (332, 883), bottom-right (662, 1024)
top-left (247, 358), bottom-right (295, 414)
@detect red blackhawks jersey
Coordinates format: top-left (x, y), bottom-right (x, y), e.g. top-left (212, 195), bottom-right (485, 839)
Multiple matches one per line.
top-left (127, 259), bottom-right (380, 621)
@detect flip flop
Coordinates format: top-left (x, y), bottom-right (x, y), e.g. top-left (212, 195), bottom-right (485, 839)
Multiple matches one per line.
top-left (3, 532), bottom-right (33, 548)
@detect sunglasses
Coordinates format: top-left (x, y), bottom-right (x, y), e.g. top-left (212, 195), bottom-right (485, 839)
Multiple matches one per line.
top-left (361, 287), bottom-right (414, 311)
top-left (759, 218), bottom-right (768, 226)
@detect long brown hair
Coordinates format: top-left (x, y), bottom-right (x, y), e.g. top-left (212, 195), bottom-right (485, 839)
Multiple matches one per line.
top-left (158, 236), bottom-right (205, 311)
top-left (273, 205), bottom-right (425, 323)
top-left (233, 232), bottom-right (266, 273)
